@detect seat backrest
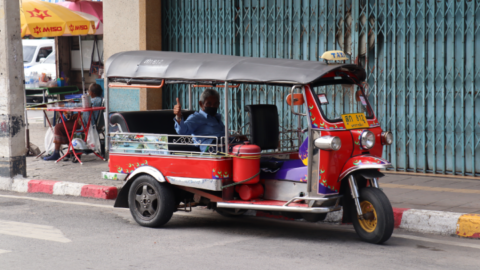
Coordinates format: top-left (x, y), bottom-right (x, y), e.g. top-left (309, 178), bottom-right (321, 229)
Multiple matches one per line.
top-left (109, 110), bottom-right (196, 135)
top-left (245, 105), bottom-right (279, 150)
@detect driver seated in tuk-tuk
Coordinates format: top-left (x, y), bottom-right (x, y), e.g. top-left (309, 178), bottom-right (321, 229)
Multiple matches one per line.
top-left (173, 89), bottom-right (225, 152)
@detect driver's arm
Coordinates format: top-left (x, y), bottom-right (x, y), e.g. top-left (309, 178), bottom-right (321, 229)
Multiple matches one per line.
top-left (174, 114), bottom-right (201, 135)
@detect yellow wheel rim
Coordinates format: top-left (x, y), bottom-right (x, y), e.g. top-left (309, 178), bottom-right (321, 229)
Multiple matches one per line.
top-left (358, 200), bottom-right (377, 233)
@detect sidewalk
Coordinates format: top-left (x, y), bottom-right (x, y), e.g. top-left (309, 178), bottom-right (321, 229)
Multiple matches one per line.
top-left (381, 173), bottom-right (480, 214)
top-left (27, 122), bottom-right (118, 187)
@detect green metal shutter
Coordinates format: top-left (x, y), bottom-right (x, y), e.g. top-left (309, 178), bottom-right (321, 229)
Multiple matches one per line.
top-left (162, 0), bottom-right (480, 177)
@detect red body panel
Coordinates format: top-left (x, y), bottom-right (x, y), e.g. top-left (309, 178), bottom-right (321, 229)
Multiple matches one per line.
top-left (109, 154), bottom-right (232, 180)
top-left (303, 85), bottom-right (386, 193)
top-left (316, 130), bottom-right (353, 194)
top-left (338, 155), bottom-right (391, 180)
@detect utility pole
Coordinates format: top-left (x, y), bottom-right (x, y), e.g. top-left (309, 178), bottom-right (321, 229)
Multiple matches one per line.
top-left (0, 0), bottom-right (27, 178)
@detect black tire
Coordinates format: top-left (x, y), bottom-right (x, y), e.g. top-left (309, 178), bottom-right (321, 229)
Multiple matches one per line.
top-left (216, 208), bottom-right (247, 217)
top-left (128, 175), bottom-right (175, 227)
top-left (301, 213), bottom-right (327, 222)
top-left (351, 187), bottom-right (394, 244)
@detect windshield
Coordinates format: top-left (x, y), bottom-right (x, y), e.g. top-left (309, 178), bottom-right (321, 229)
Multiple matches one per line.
top-left (23, 45), bottom-right (36, 63)
top-left (313, 85), bottom-right (374, 122)
top-left (44, 52), bottom-right (55, 64)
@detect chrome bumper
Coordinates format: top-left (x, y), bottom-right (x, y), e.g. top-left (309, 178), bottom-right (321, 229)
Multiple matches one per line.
top-left (217, 195), bottom-right (342, 213)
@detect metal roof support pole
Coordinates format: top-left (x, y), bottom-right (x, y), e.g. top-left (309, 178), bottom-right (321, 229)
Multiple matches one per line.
top-left (224, 81), bottom-right (229, 153)
top-left (104, 77), bottom-right (109, 158)
top-left (79, 36), bottom-right (85, 94)
top-left (188, 84), bottom-right (192, 110)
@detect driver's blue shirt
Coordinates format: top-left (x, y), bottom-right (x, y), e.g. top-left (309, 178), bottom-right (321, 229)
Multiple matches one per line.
top-left (174, 110), bottom-right (225, 152)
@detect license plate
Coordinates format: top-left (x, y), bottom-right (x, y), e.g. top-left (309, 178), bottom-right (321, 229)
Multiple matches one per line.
top-left (341, 113), bottom-right (369, 129)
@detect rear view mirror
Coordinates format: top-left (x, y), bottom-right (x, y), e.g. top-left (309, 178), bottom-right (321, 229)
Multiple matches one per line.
top-left (39, 58), bottom-right (46, 63)
top-left (355, 90), bottom-right (362, 102)
top-left (286, 93), bottom-right (305, 106)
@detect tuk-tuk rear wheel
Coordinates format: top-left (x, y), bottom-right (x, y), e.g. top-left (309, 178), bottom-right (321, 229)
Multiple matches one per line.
top-left (128, 175), bottom-right (175, 228)
top-left (351, 187), bottom-right (394, 244)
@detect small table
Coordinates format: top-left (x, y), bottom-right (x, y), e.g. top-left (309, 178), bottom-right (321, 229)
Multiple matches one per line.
top-left (26, 100), bottom-right (76, 158)
top-left (26, 86), bottom-right (80, 126)
top-left (47, 106), bottom-right (106, 165)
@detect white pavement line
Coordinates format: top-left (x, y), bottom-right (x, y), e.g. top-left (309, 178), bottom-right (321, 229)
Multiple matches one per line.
top-left (393, 234), bottom-right (480, 250)
top-left (0, 219), bottom-right (71, 243)
top-left (52, 182), bottom-right (85, 197)
top-left (0, 194), bottom-right (112, 209)
top-left (0, 249), bottom-right (11, 254)
top-left (400, 209), bottom-right (464, 235)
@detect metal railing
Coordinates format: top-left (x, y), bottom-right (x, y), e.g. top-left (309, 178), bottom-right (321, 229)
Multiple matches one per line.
top-left (109, 132), bottom-right (225, 157)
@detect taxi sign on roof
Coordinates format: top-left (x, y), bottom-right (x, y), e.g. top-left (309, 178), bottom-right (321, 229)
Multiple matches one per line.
top-left (320, 50), bottom-right (348, 61)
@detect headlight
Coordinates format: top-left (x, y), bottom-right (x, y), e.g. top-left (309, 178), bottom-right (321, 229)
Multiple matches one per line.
top-left (360, 130), bottom-right (375, 150)
top-left (314, 136), bottom-right (341, 151)
top-left (381, 131), bottom-right (393, 145)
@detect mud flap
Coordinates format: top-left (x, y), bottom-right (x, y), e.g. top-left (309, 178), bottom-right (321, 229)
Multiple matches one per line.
top-left (114, 180), bottom-right (133, 208)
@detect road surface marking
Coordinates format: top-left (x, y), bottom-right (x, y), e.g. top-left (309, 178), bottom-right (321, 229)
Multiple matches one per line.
top-left (0, 219), bottom-right (71, 243)
top-left (381, 183), bottom-right (480, 195)
top-left (393, 234), bottom-right (480, 250)
top-left (0, 249), bottom-right (11, 254)
top-left (0, 194), bottom-right (112, 209)
top-left (2, 193), bottom-right (480, 248)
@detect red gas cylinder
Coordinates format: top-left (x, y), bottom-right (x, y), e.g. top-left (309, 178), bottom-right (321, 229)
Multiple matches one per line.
top-left (231, 142), bottom-right (261, 184)
top-left (236, 183), bottom-right (264, 201)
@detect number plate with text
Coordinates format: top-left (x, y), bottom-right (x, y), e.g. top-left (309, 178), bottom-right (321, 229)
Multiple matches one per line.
top-left (341, 113), bottom-right (369, 130)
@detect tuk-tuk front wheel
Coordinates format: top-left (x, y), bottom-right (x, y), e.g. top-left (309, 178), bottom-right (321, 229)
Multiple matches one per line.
top-left (128, 175), bottom-right (175, 228)
top-left (351, 187), bottom-right (394, 244)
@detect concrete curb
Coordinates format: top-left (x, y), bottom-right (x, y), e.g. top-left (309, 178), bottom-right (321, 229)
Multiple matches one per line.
top-left (0, 177), bottom-right (118, 200)
top-left (0, 176), bottom-right (478, 239)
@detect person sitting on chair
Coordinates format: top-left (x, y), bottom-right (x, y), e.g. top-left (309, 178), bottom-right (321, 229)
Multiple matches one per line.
top-left (44, 83), bottom-right (103, 161)
top-left (173, 89), bottom-right (225, 153)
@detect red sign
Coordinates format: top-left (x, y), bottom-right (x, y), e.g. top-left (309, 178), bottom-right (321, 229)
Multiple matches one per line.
top-left (43, 26), bottom-right (63, 33)
top-left (69, 24), bottom-right (88, 32)
top-left (27, 8), bottom-right (52, 20)
top-left (32, 25), bottom-right (63, 35)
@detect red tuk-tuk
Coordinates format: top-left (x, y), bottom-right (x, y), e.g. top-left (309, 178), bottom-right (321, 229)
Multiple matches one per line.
top-left (103, 50), bottom-right (394, 244)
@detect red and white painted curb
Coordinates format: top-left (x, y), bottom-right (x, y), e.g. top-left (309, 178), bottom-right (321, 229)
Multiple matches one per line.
top-left (1, 176), bottom-right (478, 238)
top-left (0, 177), bottom-right (118, 200)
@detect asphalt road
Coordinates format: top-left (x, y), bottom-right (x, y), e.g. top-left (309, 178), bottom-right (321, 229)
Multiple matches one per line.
top-left (1, 191), bottom-right (479, 270)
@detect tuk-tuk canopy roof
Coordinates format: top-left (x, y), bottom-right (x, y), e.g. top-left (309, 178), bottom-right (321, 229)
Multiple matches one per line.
top-left (105, 51), bottom-right (366, 86)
